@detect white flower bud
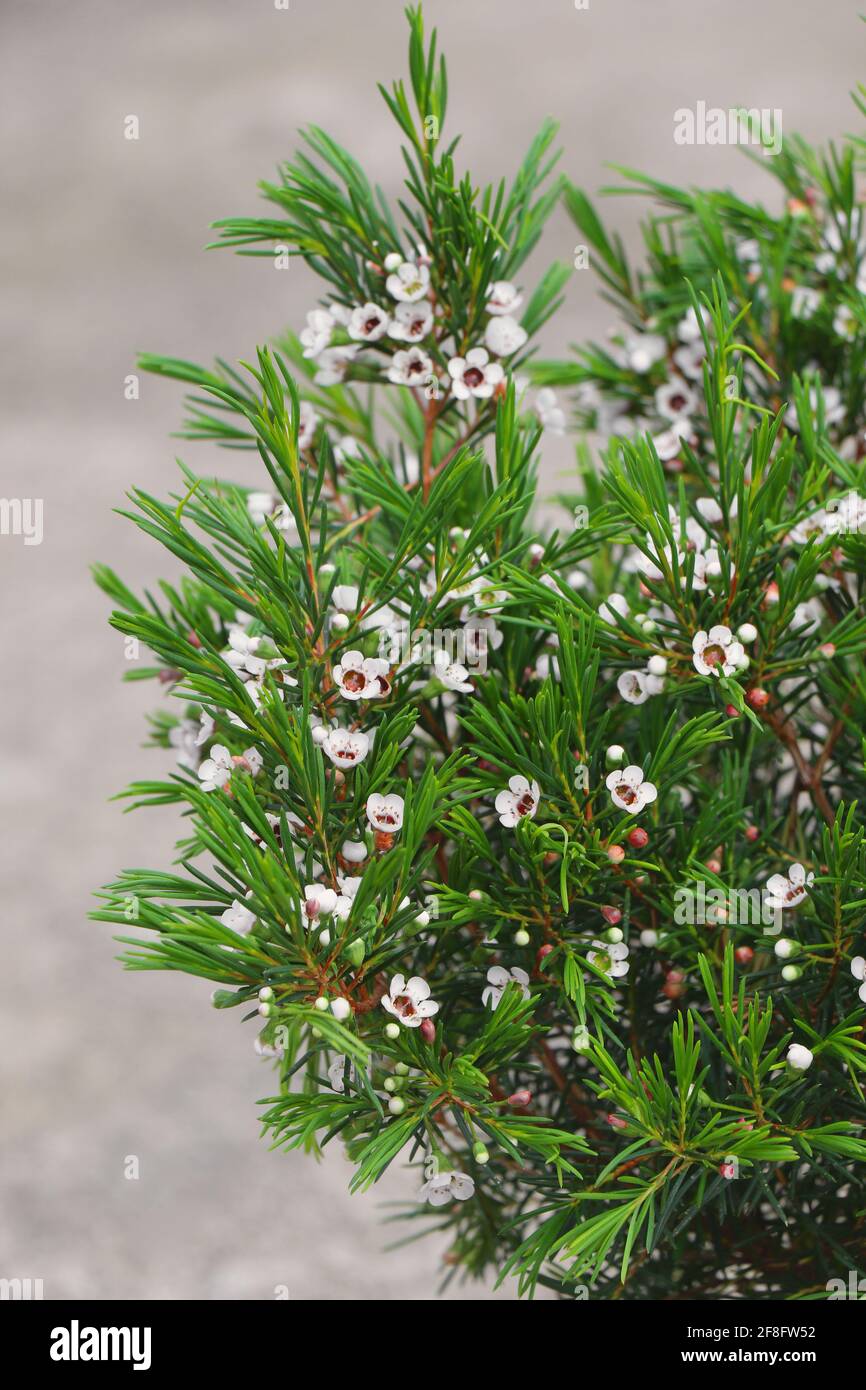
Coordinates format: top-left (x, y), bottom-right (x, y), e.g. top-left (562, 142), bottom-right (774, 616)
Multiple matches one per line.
top-left (414, 910), bottom-right (431, 928)
top-left (737, 622), bottom-right (758, 643)
top-left (647, 656), bottom-right (667, 676)
top-left (314, 996), bottom-right (329, 1012)
top-left (781, 964), bottom-right (802, 982)
top-left (640, 928), bottom-right (658, 947)
top-left (331, 612), bottom-right (350, 632)
top-left (571, 1026), bottom-right (592, 1054)
top-left (388, 1096), bottom-right (406, 1114)
top-left (258, 986), bottom-right (274, 1002)
top-left (774, 938), bottom-right (797, 960)
top-left (330, 997), bottom-right (351, 1021)
top-left (384, 1022), bottom-right (400, 1040)
top-left (786, 1043), bottom-right (814, 1071)
top-left (606, 744), bottom-right (626, 767)
top-left (514, 929), bottom-right (530, 947)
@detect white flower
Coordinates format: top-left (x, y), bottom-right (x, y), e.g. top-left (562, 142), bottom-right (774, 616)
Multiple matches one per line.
top-left (448, 347), bottom-right (504, 400)
top-left (332, 649), bottom-right (392, 700)
top-left (786, 1043), bottom-right (814, 1071)
top-left (606, 764), bottom-right (658, 814)
top-left (169, 719), bottom-right (201, 771)
top-left (784, 385), bottom-right (845, 432)
top-left (677, 305), bottom-right (711, 343)
top-left (482, 965), bottom-right (530, 1010)
top-left (303, 883), bottom-right (338, 923)
top-left (652, 420), bottom-right (691, 461)
top-left (297, 400), bottom-right (319, 451)
top-left (366, 792), bottom-right (405, 833)
top-left (655, 377), bottom-right (699, 421)
top-left (617, 670), bottom-right (651, 705)
top-left (587, 938), bottom-right (630, 979)
top-left (419, 1169), bottom-right (475, 1205)
top-left (432, 649), bottom-right (473, 693)
top-left (322, 727), bottom-right (370, 768)
top-left (623, 332), bottom-right (667, 373)
top-left (692, 625), bottom-right (745, 677)
top-left (381, 973), bottom-right (439, 1027)
top-left (484, 314), bottom-right (527, 357)
top-left (220, 899), bottom-right (256, 935)
top-left (765, 863), bottom-right (814, 911)
top-left (672, 339), bottom-right (706, 380)
top-left (314, 345), bottom-right (359, 386)
top-left (348, 302), bottom-right (391, 342)
top-left (790, 286), bottom-right (822, 320)
top-left (330, 583), bottom-right (359, 614)
top-left (299, 307), bottom-right (335, 358)
top-left (833, 304), bottom-right (857, 340)
top-left (385, 259), bottom-right (430, 303)
top-left (495, 775), bottom-right (541, 828)
top-left (486, 280), bottom-right (523, 315)
top-left (195, 710), bottom-right (215, 747)
top-left (535, 387), bottom-right (566, 435)
top-left (388, 300), bottom-right (433, 342)
top-left (387, 346), bottom-right (433, 386)
top-left (328, 1055), bottom-right (355, 1093)
top-left (198, 744), bottom-right (233, 791)
top-left (851, 956), bottom-right (866, 1004)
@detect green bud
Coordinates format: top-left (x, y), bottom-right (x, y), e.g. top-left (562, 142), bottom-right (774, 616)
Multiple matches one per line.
top-left (345, 938), bottom-right (366, 967)
top-left (472, 1141), bottom-right (490, 1165)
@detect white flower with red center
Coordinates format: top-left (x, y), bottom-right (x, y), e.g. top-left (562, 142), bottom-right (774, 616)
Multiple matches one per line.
top-left (448, 347), bottom-right (504, 400)
top-left (388, 301), bottom-right (433, 342)
top-left (655, 376), bottom-right (699, 422)
top-left (366, 792), bottom-right (405, 833)
top-left (484, 314), bottom-right (527, 357)
top-left (384, 257), bottom-right (430, 303)
top-left (764, 863), bottom-right (814, 912)
top-left (851, 956), bottom-right (866, 1004)
top-left (322, 727), bottom-right (370, 769)
top-left (332, 649), bottom-right (392, 701)
top-left (486, 280), bottom-right (523, 316)
top-left (348, 302), bottom-right (391, 342)
top-left (606, 765), bottom-right (658, 814)
top-left (314, 345), bottom-right (359, 386)
top-left (587, 939), bottom-right (630, 979)
top-left (419, 1170), bottom-right (475, 1205)
top-left (673, 339), bottom-right (706, 380)
top-left (495, 775), bottom-right (541, 828)
top-left (692, 625), bottom-right (745, 677)
top-left (387, 346), bottom-right (433, 386)
top-left (432, 649), bottom-right (473, 693)
top-left (297, 400), bottom-right (319, 451)
top-left (482, 965), bottom-right (530, 1010)
top-left (299, 308), bottom-right (335, 359)
top-left (220, 898), bottom-right (256, 935)
top-left (381, 973), bottom-right (439, 1028)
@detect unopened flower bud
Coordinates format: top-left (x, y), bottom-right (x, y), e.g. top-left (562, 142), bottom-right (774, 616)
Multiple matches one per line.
top-left (507, 1089), bottom-right (532, 1107)
top-left (774, 938), bottom-right (797, 960)
top-left (627, 827), bottom-right (649, 850)
top-left (735, 946), bottom-right (754, 965)
top-left (258, 986), bottom-right (274, 1003)
top-left (388, 1096), bottom-right (406, 1114)
top-left (314, 996), bottom-right (329, 1012)
top-left (607, 843), bottom-right (626, 864)
top-left (472, 1141), bottom-right (490, 1164)
top-left (601, 905), bottom-right (622, 926)
top-left (737, 622), bottom-right (758, 643)
top-left (331, 612), bottom-right (350, 632)
top-left (606, 744), bottom-right (625, 767)
top-left (514, 928), bottom-right (530, 947)
top-left (571, 1025), bottom-right (592, 1053)
top-left (781, 964), bottom-right (803, 982)
top-left (640, 928), bottom-right (658, 947)
top-left (419, 1018), bottom-right (436, 1044)
top-left (647, 655), bottom-right (667, 676)
top-left (384, 1022), bottom-right (400, 1040)
top-left (330, 997), bottom-right (351, 1022)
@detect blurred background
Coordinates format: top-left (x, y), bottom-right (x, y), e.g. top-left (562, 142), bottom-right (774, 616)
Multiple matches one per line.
top-left (0, 0), bottom-right (860, 1300)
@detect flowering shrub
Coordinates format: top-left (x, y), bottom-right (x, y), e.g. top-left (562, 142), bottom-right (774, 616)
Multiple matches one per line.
top-left (94, 9), bottom-right (866, 1299)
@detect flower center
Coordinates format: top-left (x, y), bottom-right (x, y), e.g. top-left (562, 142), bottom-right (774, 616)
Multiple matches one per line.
top-left (343, 669), bottom-right (366, 692)
top-left (515, 793), bottom-right (536, 816)
top-left (393, 994), bottom-right (415, 1017)
top-left (463, 367), bottom-right (484, 388)
top-left (615, 783), bottom-right (638, 805)
top-left (703, 642), bottom-right (727, 668)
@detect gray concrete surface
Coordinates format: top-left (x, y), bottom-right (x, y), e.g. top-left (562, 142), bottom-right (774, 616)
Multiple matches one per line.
top-left (0, 0), bottom-right (859, 1300)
